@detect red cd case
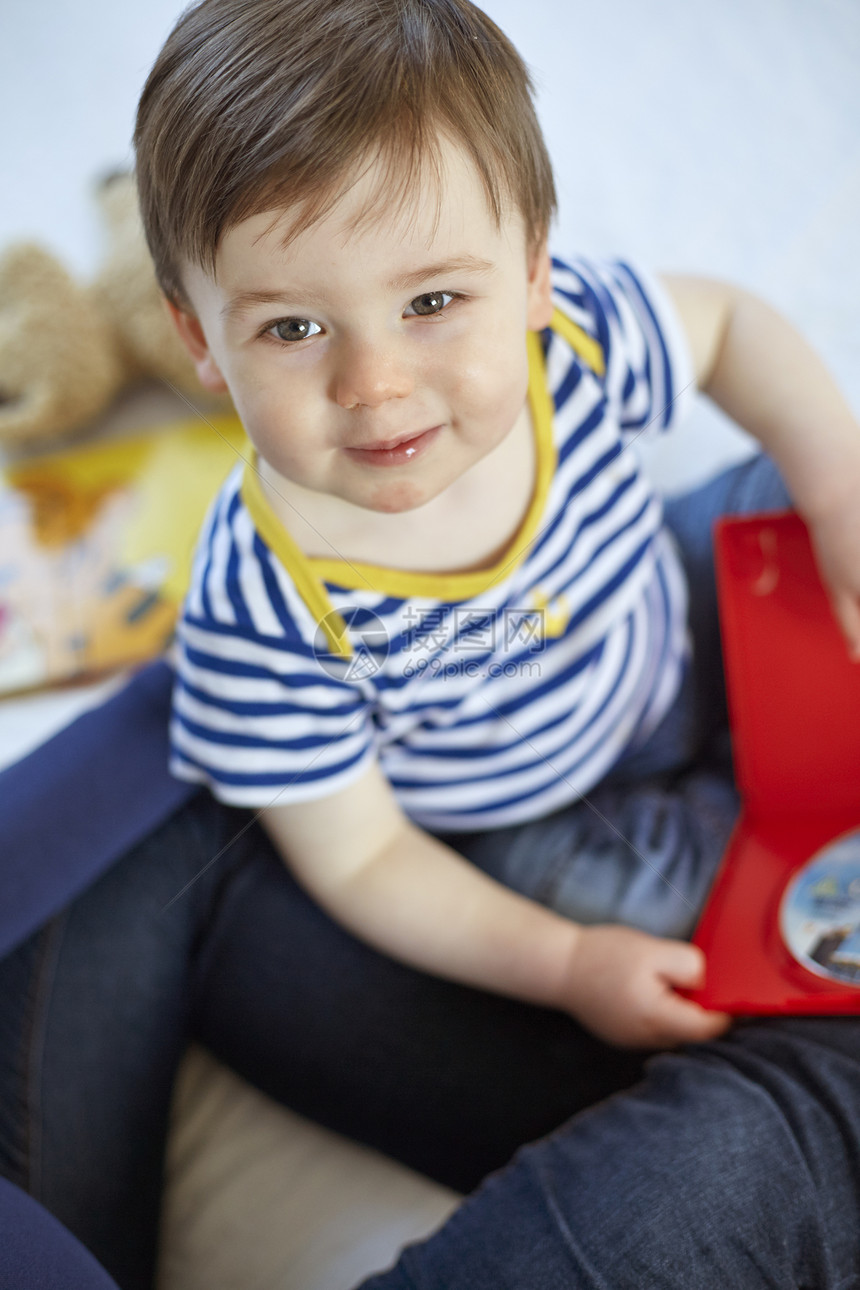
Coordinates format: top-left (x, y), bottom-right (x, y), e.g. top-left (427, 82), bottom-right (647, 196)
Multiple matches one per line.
top-left (685, 510), bottom-right (860, 1015)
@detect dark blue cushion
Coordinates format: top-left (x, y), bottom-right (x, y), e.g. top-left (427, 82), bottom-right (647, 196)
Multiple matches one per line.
top-left (0, 1176), bottom-right (119, 1288)
top-left (0, 660), bottom-right (197, 959)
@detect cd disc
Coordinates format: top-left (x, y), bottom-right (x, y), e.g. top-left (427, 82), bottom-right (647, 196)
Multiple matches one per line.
top-left (779, 832), bottom-right (860, 987)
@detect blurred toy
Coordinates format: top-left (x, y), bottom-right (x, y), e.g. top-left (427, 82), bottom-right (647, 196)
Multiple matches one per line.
top-left (0, 172), bottom-right (225, 448)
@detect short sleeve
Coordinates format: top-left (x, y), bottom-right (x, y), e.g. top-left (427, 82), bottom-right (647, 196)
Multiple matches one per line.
top-left (551, 256), bottom-right (696, 439)
top-left (169, 616), bottom-right (376, 808)
top-left (169, 487), bottom-right (377, 808)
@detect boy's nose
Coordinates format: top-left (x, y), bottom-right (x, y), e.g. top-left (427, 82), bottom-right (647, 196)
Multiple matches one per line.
top-left (333, 337), bottom-right (413, 410)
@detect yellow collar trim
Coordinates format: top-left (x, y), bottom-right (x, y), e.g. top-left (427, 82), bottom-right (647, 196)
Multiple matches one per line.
top-left (241, 467), bottom-right (352, 656)
top-left (240, 308), bottom-right (602, 657)
top-left (549, 306), bottom-right (606, 378)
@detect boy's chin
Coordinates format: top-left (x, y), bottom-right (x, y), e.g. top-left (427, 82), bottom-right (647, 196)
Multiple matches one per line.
top-left (359, 477), bottom-right (440, 515)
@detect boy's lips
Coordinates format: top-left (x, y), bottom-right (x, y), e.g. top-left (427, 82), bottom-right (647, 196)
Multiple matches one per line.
top-left (344, 425), bottom-right (441, 466)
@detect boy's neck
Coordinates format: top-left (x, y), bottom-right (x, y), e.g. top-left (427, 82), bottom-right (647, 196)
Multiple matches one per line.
top-left (257, 400), bottom-right (536, 575)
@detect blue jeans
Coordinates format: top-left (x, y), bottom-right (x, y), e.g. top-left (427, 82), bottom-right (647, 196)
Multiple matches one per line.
top-left (4, 456), bottom-right (860, 1290)
top-left (363, 1014), bottom-right (860, 1289)
top-left (0, 790), bottom-right (646, 1289)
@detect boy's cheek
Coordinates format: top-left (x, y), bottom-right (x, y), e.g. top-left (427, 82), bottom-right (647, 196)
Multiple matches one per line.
top-left (451, 331), bottom-right (529, 402)
top-left (227, 392), bottom-right (305, 473)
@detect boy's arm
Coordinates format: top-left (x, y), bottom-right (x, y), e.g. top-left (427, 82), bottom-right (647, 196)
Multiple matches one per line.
top-left (260, 759), bottom-right (729, 1047)
top-left (660, 274), bottom-right (860, 656)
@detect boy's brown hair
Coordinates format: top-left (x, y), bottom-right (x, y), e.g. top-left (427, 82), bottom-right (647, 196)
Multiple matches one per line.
top-left (133, 0), bottom-right (556, 307)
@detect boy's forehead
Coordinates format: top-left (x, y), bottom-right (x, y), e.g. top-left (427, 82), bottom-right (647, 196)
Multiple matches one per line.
top-left (214, 135), bottom-right (525, 280)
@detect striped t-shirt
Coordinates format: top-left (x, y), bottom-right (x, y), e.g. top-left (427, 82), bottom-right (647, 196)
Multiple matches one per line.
top-left (169, 256), bottom-right (695, 831)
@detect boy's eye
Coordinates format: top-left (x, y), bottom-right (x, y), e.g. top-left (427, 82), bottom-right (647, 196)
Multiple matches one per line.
top-left (405, 291), bottom-right (454, 317)
top-left (268, 318), bottom-right (322, 343)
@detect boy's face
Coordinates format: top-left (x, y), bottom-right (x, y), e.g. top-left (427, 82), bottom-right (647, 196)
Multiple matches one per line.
top-left (170, 136), bottom-right (553, 517)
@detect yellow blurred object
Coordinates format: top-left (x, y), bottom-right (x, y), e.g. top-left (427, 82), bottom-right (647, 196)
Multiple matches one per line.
top-left (0, 413), bottom-right (248, 694)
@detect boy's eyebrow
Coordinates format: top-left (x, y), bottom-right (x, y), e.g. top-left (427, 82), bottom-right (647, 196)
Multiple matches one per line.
top-left (220, 289), bottom-right (303, 325)
top-left (387, 255), bottom-right (496, 292)
top-left (220, 256), bottom-right (496, 324)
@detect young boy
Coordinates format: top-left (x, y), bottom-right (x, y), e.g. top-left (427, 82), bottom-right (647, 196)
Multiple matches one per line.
top-left (135, 0), bottom-right (860, 1050)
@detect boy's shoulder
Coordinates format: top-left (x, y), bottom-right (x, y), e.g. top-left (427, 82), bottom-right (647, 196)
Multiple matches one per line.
top-left (548, 251), bottom-right (696, 431)
top-left (549, 252), bottom-right (672, 337)
top-left (549, 253), bottom-right (645, 352)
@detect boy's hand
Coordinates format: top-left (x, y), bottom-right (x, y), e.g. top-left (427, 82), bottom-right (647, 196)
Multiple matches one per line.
top-left (807, 499), bottom-right (860, 661)
top-left (560, 924), bottom-right (732, 1049)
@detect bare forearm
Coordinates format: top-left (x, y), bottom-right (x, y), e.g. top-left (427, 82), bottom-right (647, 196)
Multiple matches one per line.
top-left (299, 819), bottom-right (581, 1009)
top-left (293, 823), bottom-right (730, 1045)
top-left (704, 290), bottom-right (860, 518)
top-left (260, 762), bottom-right (731, 1045)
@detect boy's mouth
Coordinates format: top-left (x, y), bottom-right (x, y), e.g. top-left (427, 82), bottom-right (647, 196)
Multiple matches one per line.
top-left (344, 425), bottom-right (441, 466)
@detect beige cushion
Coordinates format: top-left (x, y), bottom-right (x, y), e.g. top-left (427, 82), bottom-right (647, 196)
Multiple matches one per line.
top-left (158, 1046), bottom-right (460, 1290)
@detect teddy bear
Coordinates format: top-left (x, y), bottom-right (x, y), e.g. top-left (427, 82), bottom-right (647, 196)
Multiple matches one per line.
top-left (0, 171), bottom-right (226, 450)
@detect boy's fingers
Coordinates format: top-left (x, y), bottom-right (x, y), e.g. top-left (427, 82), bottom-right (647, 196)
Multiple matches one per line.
top-left (677, 1002), bottom-right (732, 1042)
top-left (656, 994), bottom-right (732, 1045)
top-left (657, 940), bottom-right (708, 989)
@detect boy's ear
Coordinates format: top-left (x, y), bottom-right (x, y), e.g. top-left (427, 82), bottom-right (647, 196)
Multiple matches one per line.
top-left (526, 241), bottom-right (554, 331)
top-left (163, 297), bottom-right (229, 394)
